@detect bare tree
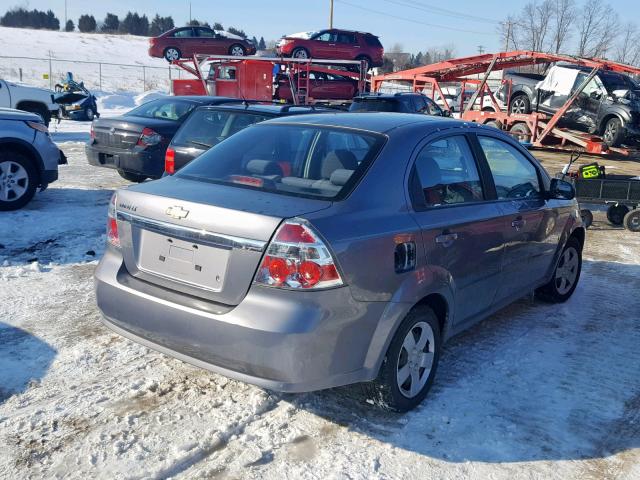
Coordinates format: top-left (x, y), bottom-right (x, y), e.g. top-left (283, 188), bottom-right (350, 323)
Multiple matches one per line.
top-left (517, 0), bottom-right (554, 52)
top-left (551, 0), bottom-right (575, 53)
top-left (615, 22), bottom-right (640, 65)
top-left (576, 0), bottom-right (619, 57)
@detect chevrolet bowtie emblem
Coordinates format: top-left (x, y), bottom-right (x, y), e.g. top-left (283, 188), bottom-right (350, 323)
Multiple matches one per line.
top-left (165, 206), bottom-right (189, 219)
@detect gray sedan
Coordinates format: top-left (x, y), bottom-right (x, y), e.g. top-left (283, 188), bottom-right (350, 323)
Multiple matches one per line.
top-left (95, 113), bottom-right (584, 411)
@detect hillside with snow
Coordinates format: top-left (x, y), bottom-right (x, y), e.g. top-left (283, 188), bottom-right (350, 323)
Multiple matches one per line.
top-left (0, 26), bottom-right (186, 94)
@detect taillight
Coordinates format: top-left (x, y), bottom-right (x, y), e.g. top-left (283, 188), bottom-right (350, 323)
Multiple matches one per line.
top-left (254, 219), bottom-right (343, 289)
top-left (165, 146), bottom-right (175, 174)
top-left (137, 127), bottom-right (162, 147)
top-left (107, 193), bottom-right (120, 248)
top-left (90, 122), bottom-right (95, 139)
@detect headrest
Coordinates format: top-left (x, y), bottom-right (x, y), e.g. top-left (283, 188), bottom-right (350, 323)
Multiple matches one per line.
top-left (330, 169), bottom-right (354, 186)
top-left (320, 149), bottom-right (358, 179)
top-left (246, 160), bottom-right (283, 177)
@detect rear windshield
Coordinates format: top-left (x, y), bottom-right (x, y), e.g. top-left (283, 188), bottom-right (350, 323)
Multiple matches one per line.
top-left (172, 109), bottom-right (273, 149)
top-left (126, 99), bottom-right (196, 121)
top-left (349, 98), bottom-right (399, 112)
top-left (177, 124), bottom-right (386, 200)
top-left (364, 35), bottom-right (382, 47)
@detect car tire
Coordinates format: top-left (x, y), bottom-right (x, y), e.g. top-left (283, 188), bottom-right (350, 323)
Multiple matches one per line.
top-left (355, 55), bottom-right (372, 71)
top-left (606, 204), bottom-right (630, 226)
top-left (0, 149), bottom-right (39, 211)
top-left (602, 117), bottom-right (625, 147)
top-left (623, 209), bottom-right (640, 232)
top-left (117, 169), bottom-right (147, 183)
top-left (291, 47), bottom-right (309, 59)
top-left (509, 122), bottom-right (532, 143)
top-left (164, 47), bottom-right (181, 62)
top-left (536, 236), bottom-right (582, 303)
top-left (484, 120), bottom-right (502, 130)
top-left (85, 107), bottom-right (95, 121)
top-left (510, 94), bottom-right (531, 114)
top-left (229, 44), bottom-right (246, 56)
top-left (363, 305), bottom-right (441, 412)
top-left (580, 209), bottom-right (593, 229)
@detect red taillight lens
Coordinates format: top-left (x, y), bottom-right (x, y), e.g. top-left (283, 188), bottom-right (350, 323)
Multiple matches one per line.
top-left (137, 127), bottom-right (162, 147)
top-left (254, 219), bottom-right (343, 290)
top-left (165, 147), bottom-right (175, 174)
top-left (107, 193), bottom-right (120, 248)
top-left (90, 122), bottom-right (95, 139)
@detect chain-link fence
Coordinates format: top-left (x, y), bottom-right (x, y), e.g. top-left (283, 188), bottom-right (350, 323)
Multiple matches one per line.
top-left (0, 55), bottom-right (187, 93)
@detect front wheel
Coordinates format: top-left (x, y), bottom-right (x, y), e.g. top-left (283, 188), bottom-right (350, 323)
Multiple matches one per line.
top-left (536, 237), bottom-right (582, 302)
top-left (117, 169), bottom-right (147, 183)
top-left (363, 306), bottom-right (441, 412)
top-left (85, 107), bottom-right (95, 121)
top-left (602, 117), bottom-right (625, 147)
top-left (229, 44), bottom-right (246, 56)
top-left (0, 150), bottom-right (38, 211)
top-left (606, 204), bottom-right (629, 226)
top-left (510, 94), bottom-right (531, 114)
top-left (623, 209), bottom-right (640, 232)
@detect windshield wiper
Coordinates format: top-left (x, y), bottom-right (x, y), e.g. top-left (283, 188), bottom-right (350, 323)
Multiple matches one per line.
top-left (188, 140), bottom-right (213, 149)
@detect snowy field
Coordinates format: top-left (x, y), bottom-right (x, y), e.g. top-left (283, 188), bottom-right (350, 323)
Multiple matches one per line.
top-left (1, 116), bottom-right (640, 479)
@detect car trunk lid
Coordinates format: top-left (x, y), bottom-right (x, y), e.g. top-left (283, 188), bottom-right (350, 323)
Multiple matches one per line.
top-left (115, 176), bottom-right (332, 306)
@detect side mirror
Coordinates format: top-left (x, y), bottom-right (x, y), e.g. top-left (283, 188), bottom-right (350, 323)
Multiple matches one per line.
top-left (548, 178), bottom-right (575, 200)
top-left (590, 91), bottom-right (601, 99)
top-left (442, 109), bottom-right (452, 117)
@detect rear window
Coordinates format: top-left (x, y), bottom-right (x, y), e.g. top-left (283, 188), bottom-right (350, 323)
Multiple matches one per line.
top-left (172, 109), bottom-right (272, 149)
top-left (177, 124), bottom-right (385, 200)
top-left (126, 99), bottom-right (196, 121)
top-left (363, 35), bottom-right (382, 47)
top-left (349, 98), bottom-right (399, 112)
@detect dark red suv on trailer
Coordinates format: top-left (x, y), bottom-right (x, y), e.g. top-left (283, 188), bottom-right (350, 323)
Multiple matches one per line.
top-left (149, 27), bottom-right (256, 62)
top-left (276, 29), bottom-right (383, 68)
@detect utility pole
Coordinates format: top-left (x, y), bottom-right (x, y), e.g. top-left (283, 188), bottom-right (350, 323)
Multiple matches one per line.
top-left (477, 45), bottom-right (485, 54)
top-left (64, 0), bottom-right (67, 27)
top-left (504, 21), bottom-right (513, 52)
top-left (329, 0), bottom-right (334, 29)
top-left (189, 2), bottom-right (192, 24)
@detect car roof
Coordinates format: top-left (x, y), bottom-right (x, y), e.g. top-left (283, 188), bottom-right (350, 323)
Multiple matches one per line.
top-left (354, 92), bottom-right (424, 101)
top-left (261, 112), bottom-right (465, 134)
top-left (170, 96), bottom-right (244, 105)
top-left (195, 102), bottom-right (336, 115)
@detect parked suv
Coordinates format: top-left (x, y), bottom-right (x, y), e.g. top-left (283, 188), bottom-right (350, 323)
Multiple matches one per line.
top-left (498, 65), bottom-right (640, 146)
top-left (95, 114), bottom-right (584, 412)
top-left (0, 108), bottom-right (65, 210)
top-left (86, 96), bottom-right (240, 182)
top-left (276, 29), bottom-right (383, 68)
top-left (149, 27), bottom-right (257, 62)
top-left (165, 103), bottom-right (334, 174)
top-left (350, 92), bottom-right (449, 116)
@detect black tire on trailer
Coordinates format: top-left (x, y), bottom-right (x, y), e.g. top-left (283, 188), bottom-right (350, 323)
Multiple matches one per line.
top-left (606, 204), bottom-right (630, 226)
top-left (117, 169), bottom-right (147, 183)
top-left (163, 47), bottom-right (181, 62)
top-left (361, 305), bottom-right (442, 412)
top-left (355, 55), bottom-right (372, 72)
top-left (580, 209), bottom-right (593, 229)
top-left (229, 44), bottom-right (246, 56)
top-left (510, 94), bottom-right (531, 114)
top-left (0, 148), bottom-right (39, 211)
top-left (602, 117), bottom-right (625, 147)
top-left (623, 209), bottom-right (640, 232)
top-left (536, 236), bottom-right (582, 303)
top-left (484, 120), bottom-right (502, 130)
top-left (482, 106), bottom-right (496, 112)
top-left (509, 122), bottom-right (532, 143)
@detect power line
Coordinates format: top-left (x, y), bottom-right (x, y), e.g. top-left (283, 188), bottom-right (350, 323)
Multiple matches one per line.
top-left (381, 0), bottom-right (498, 24)
top-left (335, 0), bottom-right (495, 36)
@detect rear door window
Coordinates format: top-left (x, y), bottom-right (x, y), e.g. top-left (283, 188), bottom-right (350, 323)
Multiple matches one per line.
top-left (412, 135), bottom-right (484, 207)
top-left (337, 32), bottom-right (356, 44)
top-left (363, 35), bottom-right (383, 47)
top-left (478, 136), bottom-right (541, 199)
top-left (177, 125), bottom-right (385, 200)
top-left (196, 28), bottom-right (216, 38)
top-left (173, 28), bottom-right (195, 38)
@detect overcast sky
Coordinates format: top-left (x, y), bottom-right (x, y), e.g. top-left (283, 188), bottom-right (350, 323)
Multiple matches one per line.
top-left (1, 0), bottom-right (637, 56)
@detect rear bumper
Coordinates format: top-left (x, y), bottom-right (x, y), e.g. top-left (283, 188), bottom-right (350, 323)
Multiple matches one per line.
top-left (148, 45), bottom-right (163, 58)
top-left (86, 143), bottom-right (164, 178)
top-left (94, 248), bottom-right (387, 392)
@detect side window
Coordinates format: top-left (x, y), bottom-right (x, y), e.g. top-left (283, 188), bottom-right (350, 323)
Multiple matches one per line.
top-left (173, 28), bottom-right (194, 38)
top-left (411, 96), bottom-right (427, 113)
top-left (197, 28), bottom-right (215, 38)
top-left (425, 98), bottom-right (443, 116)
top-left (337, 32), bottom-right (356, 44)
top-left (478, 136), bottom-right (541, 199)
top-left (413, 136), bottom-right (484, 207)
top-left (314, 31), bottom-right (335, 42)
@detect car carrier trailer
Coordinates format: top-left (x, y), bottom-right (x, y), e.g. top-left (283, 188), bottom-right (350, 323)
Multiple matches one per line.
top-left (372, 50), bottom-right (640, 156)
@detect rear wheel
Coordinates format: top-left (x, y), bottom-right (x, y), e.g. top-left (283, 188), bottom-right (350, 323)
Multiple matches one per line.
top-left (117, 169), bottom-right (147, 183)
top-left (606, 204), bottom-right (629, 226)
top-left (484, 120), bottom-right (502, 130)
top-left (229, 44), bottom-right (246, 56)
top-left (363, 306), bottom-right (441, 412)
top-left (355, 55), bottom-right (371, 72)
top-left (580, 209), bottom-right (593, 229)
top-left (19, 103), bottom-right (50, 126)
top-left (0, 149), bottom-right (38, 211)
top-left (510, 94), bottom-right (531, 114)
top-left (164, 47), bottom-right (181, 62)
top-left (536, 236), bottom-right (582, 302)
top-left (85, 107), bottom-right (95, 121)
top-left (291, 47), bottom-right (309, 59)
top-left (509, 122), bottom-right (532, 143)
top-left (602, 117), bottom-right (625, 147)
top-left (623, 209), bottom-right (640, 232)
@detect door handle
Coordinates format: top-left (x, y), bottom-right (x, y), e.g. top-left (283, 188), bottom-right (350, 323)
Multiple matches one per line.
top-left (435, 232), bottom-right (458, 246)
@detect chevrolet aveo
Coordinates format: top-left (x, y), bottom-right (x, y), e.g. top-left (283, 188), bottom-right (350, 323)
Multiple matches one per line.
top-left (95, 114), bottom-right (584, 412)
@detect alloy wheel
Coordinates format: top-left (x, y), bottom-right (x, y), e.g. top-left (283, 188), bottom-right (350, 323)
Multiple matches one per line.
top-left (396, 321), bottom-right (435, 398)
top-left (0, 160), bottom-right (29, 202)
top-left (604, 122), bottom-right (617, 143)
top-left (511, 98), bottom-right (527, 114)
top-left (231, 46), bottom-right (245, 56)
top-left (293, 49), bottom-right (309, 59)
top-left (555, 246), bottom-right (579, 295)
top-left (165, 48), bottom-right (180, 61)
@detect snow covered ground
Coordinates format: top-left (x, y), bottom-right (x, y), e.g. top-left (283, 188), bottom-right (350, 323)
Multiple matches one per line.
top-left (1, 119), bottom-right (640, 479)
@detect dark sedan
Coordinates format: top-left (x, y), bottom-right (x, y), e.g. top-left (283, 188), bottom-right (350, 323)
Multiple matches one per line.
top-left (85, 96), bottom-right (240, 182)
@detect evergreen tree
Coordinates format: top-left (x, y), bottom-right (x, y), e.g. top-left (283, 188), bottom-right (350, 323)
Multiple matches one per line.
top-left (65, 19), bottom-right (74, 32)
top-left (150, 14), bottom-right (174, 36)
top-left (227, 26), bottom-right (246, 38)
top-left (212, 22), bottom-right (223, 31)
top-left (258, 36), bottom-right (266, 50)
top-left (101, 13), bottom-right (119, 32)
top-left (78, 14), bottom-right (97, 33)
top-left (0, 7), bottom-right (60, 30)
